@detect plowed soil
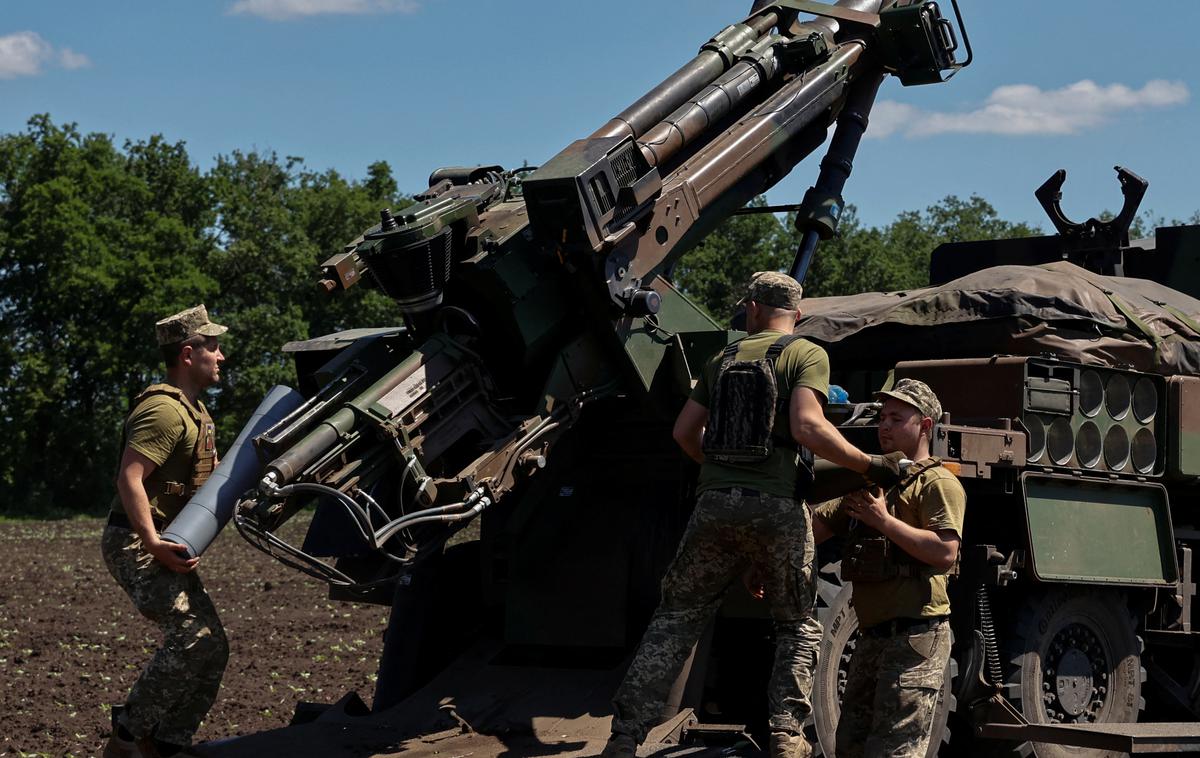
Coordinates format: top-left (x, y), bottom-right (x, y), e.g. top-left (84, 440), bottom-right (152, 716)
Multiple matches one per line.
top-left (0, 514), bottom-right (388, 758)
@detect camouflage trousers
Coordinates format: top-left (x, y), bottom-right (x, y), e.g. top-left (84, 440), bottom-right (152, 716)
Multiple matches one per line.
top-left (835, 617), bottom-right (950, 758)
top-left (101, 525), bottom-right (229, 746)
top-left (612, 488), bottom-right (820, 743)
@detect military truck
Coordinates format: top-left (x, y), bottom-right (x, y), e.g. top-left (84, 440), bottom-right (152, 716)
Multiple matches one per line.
top-left (796, 166), bottom-right (1200, 757)
top-left (189, 0), bottom-right (1200, 755)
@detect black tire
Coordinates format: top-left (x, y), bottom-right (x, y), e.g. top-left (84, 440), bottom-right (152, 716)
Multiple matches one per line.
top-left (810, 565), bottom-right (956, 757)
top-left (1003, 587), bottom-right (1144, 758)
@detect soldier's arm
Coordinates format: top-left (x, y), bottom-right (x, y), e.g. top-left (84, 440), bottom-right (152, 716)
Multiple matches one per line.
top-left (790, 387), bottom-right (872, 473)
top-left (115, 448), bottom-right (199, 574)
top-left (843, 488), bottom-right (960, 570)
top-left (672, 399), bottom-right (709, 464)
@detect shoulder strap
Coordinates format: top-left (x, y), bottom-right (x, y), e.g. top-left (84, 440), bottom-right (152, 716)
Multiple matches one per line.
top-left (717, 338), bottom-right (745, 371)
top-left (764, 333), bottom-right (803, 366)
top-left (898, 456), bottom-right (943, 490)
top-left (765, 335), bottom-right (805, 413)
top-left (128, 385), bottom-right (203, 429)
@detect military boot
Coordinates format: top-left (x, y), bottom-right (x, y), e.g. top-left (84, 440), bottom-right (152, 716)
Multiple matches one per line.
top-left (598, 732), bottom-right (638, 758)
top-left (102, 732), bottom-right (143, 758)
top-left (135, 738), bottom-right (206, 758)
top-left (768, 731), bottom-right (812, 758)
top-left (103, 708), bottom-right (142, 758)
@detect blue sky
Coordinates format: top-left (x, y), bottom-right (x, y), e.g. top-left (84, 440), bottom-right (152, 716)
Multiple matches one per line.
top-left (3, 1), bottom-right (1198, 231)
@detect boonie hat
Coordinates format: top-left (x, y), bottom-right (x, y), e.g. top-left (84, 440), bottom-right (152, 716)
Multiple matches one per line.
top-left (155, 304), bottom-right (228, 347)
top-left (739, 271), bottom-right (804, 310)
top-left (875, 378), bottom-right (943, 421)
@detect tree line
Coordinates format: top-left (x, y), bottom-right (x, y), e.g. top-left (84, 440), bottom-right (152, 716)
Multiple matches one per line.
top-left (0, 114), bottom-right (1068, 516)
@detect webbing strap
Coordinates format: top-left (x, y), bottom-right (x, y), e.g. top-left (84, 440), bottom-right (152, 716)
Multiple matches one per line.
top-left (1104, 291), bottom-right (1163, 349)
top-left (1163, 304), bottom-right (1200, 337)
top-left (765, 333), bottom-right (803, 362)
top-left (767, 334), bottom-right (804, 411)
top-left (717, 339), bottom-right (744, 372)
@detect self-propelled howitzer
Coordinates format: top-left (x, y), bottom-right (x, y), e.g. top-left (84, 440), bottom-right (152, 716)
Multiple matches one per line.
top-left (204, 1), bottom-right (972, 755)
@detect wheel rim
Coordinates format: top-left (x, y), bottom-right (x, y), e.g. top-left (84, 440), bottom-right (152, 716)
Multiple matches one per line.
top-left (1005, 588), bottom-right (1144, 758)
top-left (1043, 622), bottom-right (1108, 722)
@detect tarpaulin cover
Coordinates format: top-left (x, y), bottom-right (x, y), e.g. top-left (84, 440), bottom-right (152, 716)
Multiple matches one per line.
top-left (794, 262), bottom-right (1200, 375)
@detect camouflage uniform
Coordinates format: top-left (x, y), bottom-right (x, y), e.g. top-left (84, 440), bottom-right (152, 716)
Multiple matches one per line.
top-left (815, 379), bottom-right (965, 758)
top-left (101, 526), bottom-right (229, 745)
top-left (103, 305), bottom-right (229, 747)
top-left (834, 617), bottom-right (951, 758)
top-left (612, 489), bottom-right (820, 741)
top-left (610, 273), bottom-right (823, 752)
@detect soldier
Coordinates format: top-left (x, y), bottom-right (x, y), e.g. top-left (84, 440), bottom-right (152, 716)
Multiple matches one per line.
top-left (601, 272), bottom-right (905, 758)
top-left (102, 305), bottom-right (230, 758)
top-left (812, 379), bottom-right (966, 758)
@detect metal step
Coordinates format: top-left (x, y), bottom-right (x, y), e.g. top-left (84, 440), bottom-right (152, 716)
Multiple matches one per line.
top-left (979, 722), bottom-right (1200, 753)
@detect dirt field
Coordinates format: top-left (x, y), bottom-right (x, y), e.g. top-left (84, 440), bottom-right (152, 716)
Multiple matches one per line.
top-left (0, 513), bottom-right (388, 758)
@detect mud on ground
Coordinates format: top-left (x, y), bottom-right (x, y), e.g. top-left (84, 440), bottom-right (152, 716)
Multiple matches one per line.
top-left (0, 513), bottom-right (387, 758)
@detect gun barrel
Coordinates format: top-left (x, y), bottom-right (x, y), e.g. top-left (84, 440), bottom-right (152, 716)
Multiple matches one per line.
top-left (589, 11), bottom-right (779, 142)
top-left (685, 39), bottom-right (864, 212)
top-left (638, 34), bottom-right (784, 169)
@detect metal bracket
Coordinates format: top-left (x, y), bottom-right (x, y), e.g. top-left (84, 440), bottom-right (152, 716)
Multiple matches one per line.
top-left (1035, 165), bottom-right (1148, 247)
top-left (769, 0), bottom-right (881, 28)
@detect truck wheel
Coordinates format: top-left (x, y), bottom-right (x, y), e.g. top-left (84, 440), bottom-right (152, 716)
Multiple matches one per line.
top-left (1004, 588), bottom-right (1144, 758)
top-left (810, 572), bottom-right (956, 757)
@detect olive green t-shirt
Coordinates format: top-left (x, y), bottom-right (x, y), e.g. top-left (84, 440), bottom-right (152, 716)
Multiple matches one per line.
top-left (814, 461), bottom-right (966, 628)
top-left (691, 330), bottom-right (830, 498)
top-left (110, 393), bottom-right (206, 521)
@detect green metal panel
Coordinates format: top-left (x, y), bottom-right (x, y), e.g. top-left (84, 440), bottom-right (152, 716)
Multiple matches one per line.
top-left (618, 277), bottom-right (723, 392)
top-left (1022, 474), bottom-right (1177, 586)
top-left (1168, 376), bottom-right (1200, 477)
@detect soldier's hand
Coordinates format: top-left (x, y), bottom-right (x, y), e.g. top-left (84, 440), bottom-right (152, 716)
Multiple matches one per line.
top-left (864, 450), bottom-right (905, 487)
top-left (845, 486), bottom-right (888, 528)
top-left (147, 538), bottom-right (199, 573)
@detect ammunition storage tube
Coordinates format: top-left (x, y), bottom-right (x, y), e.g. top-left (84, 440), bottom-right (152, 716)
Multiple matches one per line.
top-left (682, 41), bottom-right (865, 211)
top-left (589, 12), bottom-right (778, 142)
top-left (638, 34), bottom-right (783, 168)
top-left (265, 350), bottom-right (428, 485)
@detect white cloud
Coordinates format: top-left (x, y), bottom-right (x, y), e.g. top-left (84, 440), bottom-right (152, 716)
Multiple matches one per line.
top-left (0, 32), bottom-right (53, 79)
top-left (867, 101), bottom-right (919, 139)
top-left (58, 48), bottom-right (92, 71)
top-left (229, 0), bottom-right (420, 21)
top-left (869, 79), bottom-right (1190, 139)
top-left (0, 32), bottom-right (90, 78)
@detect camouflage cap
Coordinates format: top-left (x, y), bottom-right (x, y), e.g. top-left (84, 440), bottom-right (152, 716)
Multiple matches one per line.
top-left (739, 271), bottom-right (804, 310)
top-left (875, 378), bottom-right (943, 421)
top-left (155, 304), bottom-right (228, 347)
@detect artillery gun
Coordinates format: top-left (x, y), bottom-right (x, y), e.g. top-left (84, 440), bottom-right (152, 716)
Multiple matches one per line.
top-left (185, 1), bottom-right (1200, 755)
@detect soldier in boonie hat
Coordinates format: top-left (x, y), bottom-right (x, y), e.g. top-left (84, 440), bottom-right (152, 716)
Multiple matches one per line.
top-left (875, 378), bottom-right (942, 421)
top-left (810, 374), bottom-right (965, 758)
top-left (101, 303), bottom-right (229, 757)
top-left (737, 270), bottom-right (805, 311)
top-left (155, 304), bottom-right (228, 347)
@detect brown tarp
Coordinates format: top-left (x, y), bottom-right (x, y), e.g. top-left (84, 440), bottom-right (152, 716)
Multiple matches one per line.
top-left (794, 262), bottom-right (1200, 376)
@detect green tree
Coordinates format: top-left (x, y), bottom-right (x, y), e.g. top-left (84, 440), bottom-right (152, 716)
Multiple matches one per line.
top-left (0, 116), bottom-right (411, 515)
top-left (0, 116), bottom-right (216, 513)
top-left (671, 196), bottom-right (792, 320)
top-left (205, 152), bottom-right (408, 442)
top-left (800, 195), bottom-right (1041, 298)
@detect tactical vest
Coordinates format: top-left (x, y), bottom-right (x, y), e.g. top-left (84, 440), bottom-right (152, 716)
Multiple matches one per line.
top-left (841, 457), bottom-right (959, 583)
top-left (115, 384), bottom-right (217, 517)
top-left (701, 335), bottom-right (815, 487)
